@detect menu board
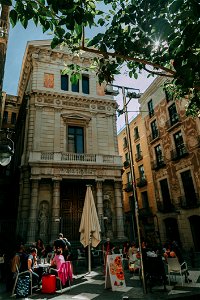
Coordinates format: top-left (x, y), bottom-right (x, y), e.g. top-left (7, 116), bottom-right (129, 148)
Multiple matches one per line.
top-left (105, 254), bottom-right (126, 291)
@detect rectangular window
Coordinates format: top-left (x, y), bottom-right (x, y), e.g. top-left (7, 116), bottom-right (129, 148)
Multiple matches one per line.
top-left (72, 80), bottom-right (79, 93)
top-left (180, 170), bottom-right (197, 206)
top-left (155, 144), bottom-right (162, 163)
top-left (125, 152), bottom-right (129, 162)
top-left (123, 137), bottom-right (128, 148)
top-left (174, 130), bottom-right (184, 156)
top-left (160, 178), bottom-right (172, 210)
top-left (11, 112), bottom-right (16, 125)
top-left (3, 111), bottom-right (8, 123)
top-left (135, 143), bottom-right (142, 161)
top-left (82, 74), bottom-right (89, 94)
top-left (151, 120), bottom-right (158, 139)
top-left (68, 126), bottom-right (84, 153)
top-left (127, 172), bottom-right (131, 183)
top-left (148, 99), bottom-right (154, 117)
top-left (141, 191), bottom-right (149, 208)
top-left (61, 74), bottom-right (69, 91)
top-left (138, 165), bottom-right (145, 179)
top-left (168, 103), bottom-right (179, 126)
top-left (134, 126), bottom-right (139, 140)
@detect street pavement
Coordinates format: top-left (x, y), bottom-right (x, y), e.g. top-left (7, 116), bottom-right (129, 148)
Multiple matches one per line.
top-left (1, 262), bottom-right (200, 300)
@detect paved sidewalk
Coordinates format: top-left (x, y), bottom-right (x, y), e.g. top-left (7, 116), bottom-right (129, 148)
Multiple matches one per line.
top-left (1, 264), bottom-right (200, 300)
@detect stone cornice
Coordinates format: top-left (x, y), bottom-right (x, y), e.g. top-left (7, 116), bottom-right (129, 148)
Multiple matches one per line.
top-left (29, 90), bottom-right (118, 110)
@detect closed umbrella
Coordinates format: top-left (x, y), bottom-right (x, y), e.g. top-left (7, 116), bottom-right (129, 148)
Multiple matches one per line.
top-left (79, 185), bottom-right (101, 273)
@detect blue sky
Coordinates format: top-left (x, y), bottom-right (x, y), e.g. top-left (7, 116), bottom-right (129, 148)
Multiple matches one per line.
top-left (3, 21), bottom-right (154, 130)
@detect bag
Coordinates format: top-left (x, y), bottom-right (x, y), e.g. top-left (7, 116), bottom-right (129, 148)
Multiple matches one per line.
top-left (15, 275), bottom-right (30, 298)
top-left (42, 274), bottom-right (56, 294)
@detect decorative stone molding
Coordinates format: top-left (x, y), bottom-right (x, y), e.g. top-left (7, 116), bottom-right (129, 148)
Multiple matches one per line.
top-left (61, 112), bottom-right (91, 125)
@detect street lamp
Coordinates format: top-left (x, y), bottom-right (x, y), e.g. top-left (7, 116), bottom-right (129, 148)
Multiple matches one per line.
top-left (105, 83), bottom-right (146, 293)
top-left (0, 129), bottom-right (14, 166)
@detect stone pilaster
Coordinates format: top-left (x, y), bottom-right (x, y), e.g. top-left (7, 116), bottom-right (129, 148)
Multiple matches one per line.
top-left (51, 179), bottom-right (61, 242)
top-left (114, 181), bottom-right (125, 240)
top-left (27, 179), bottom-right (39, 244)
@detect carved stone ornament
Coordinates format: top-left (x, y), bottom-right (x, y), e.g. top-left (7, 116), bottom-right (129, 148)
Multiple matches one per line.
top-left (61, 112), bottom-right (91, 125)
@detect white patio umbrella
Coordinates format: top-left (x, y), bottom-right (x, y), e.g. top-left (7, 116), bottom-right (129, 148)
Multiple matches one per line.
top-left (79, 185), bottom-right (101, 273)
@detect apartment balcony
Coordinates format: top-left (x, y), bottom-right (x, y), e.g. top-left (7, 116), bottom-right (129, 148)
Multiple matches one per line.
top-left (134, 133), bottom-right (140, 141)
top-left (139, 207), bottom-right (153, 218)
top-left (166, 114), bottom-right (181, 131)
top-left (136, 176), bottom-right (147, 188)
top-left (171, 145), bottom-right (189, 161)
top-left (124, 182), bottom-right (133, 192)
top-left (123, 160), bottom-right (130, 168)
top-left (29, 151), bottom-right (122, 166)
top-left (135, 151), bottom-right (143, 162)
top-left (151, 157), bottom-right (166, 170)
top-left (178, 194), bottom-right (200, 209)
top-left (148, 130), bottom-right (160, 144)
top-left (156, 200), bottom-right (176, 213)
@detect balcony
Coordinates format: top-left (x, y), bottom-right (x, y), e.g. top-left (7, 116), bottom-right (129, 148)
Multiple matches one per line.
top-left (151, 157), bottom-right (166, 170)
top-left (156, 200), bottom-right (175, 213)
top-left (178, 194), bottom-right (200, 209)
top-left (135, 151), bottom-right (143, 162)
top-left (171, 145), bottom-right (189, 161)
top-left (29, 151), bottom-right (122, 165)
top-left (148, 130), bottom-right (160, 144)
top-left (139, 207), bottom-right (153, 218)
top-left (124, 182), bottom-right (133, 192)
top-left (134, 133), bottom-right (140, 141)
top-left (123, 160), bottom-right (130, 168)
top-left (166, 114), bottom-right (181, 131)
top-left (136, 176), bottom-right (147, 188)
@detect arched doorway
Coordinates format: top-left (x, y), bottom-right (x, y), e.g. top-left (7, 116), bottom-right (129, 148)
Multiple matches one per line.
top-left (189, 215), bottom-right (200, 251)
top-left (164, 218), bottom-right (180, 244)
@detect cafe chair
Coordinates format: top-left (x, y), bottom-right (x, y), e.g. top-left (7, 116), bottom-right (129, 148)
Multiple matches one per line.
top-left (167, 257), bottom-right (188, 286)
top-left (11, 265), bottom-right (37, 297)
top-left (49, 261), bottom-right (73, 293)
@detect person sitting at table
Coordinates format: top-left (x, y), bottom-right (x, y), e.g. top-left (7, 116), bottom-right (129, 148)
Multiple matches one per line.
top-left (28, 248), bottom-right (40, 287)
top-left (50, 247), bottom-right (65, 274)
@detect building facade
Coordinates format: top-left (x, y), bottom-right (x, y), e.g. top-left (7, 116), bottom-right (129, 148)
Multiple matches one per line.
top-left (118, 114), bottom-right (157, 245)
top-left (14, 40), bottom-right (125, 245)
top-left (139, 77), bottom-right (200, 251)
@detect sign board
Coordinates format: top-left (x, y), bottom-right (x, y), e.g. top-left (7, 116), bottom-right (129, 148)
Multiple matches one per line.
top-left (105, 254), bottom-right (126, 291)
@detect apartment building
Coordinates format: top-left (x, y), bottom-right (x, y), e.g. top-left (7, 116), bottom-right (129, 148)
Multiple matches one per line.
top-left (118, 114), bottom-right (157, 244)
top-left (13, 40), bottom-right (125, 245)
top-left (139, 77), bottom-right (200, 251)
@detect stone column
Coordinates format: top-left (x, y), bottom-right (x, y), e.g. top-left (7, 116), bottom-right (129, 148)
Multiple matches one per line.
top-left (27, 179), bottom-right (39, 244)
top-left (96, 180), bottom-right (104, 236)
top-left (114, 181), bottom-right (125, 240)
top-left (51, 179), bottom-right (61, 242)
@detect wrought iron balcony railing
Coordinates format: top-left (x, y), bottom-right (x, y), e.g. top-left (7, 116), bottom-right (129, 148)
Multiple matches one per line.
top-left (124, 182), bottom-right (133, 192)
top-left (123, 160), bottom-right (130, 168)
top-left (156, 200), bottom-right (176, 213)
top-left (136, 176), bottom-right (147, 188)
top-left (151, 157), bottom-right (166, 170)
top-left (178, 194), bottom-right (200, 209)
top-left (171, 145), bottom-right (189, 161)
top-left (135, 151), bottom-right (143, 162)
top-left (148, 130), bottom-right (160, 143)
top-left (166, 114), bottom-right (181, 130)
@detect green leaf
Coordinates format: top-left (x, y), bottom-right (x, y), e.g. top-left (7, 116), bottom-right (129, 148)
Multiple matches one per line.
top-left (9, 9), bottom-right (18, 27)
top-left (134, 72), bottom-right (138, 79)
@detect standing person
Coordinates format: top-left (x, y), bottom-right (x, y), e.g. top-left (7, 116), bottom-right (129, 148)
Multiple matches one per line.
top-left (36, 239), bottom-right (45, 258)
top-left (53, 233), bottom-right (66, 251)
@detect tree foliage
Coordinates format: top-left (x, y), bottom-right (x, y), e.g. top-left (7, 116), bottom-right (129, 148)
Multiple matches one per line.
top-left (5, 0), bottom-right (200, 116)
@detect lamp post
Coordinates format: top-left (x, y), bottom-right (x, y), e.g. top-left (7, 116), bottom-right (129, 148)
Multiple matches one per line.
top-left (105, 84), bottom-right (146, 293)
top-left (0, 129), bottom-right (14, 166)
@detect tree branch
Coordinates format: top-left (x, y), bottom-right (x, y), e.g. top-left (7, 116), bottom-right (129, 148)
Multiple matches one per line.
top-left (143, 65), bottom-right (174, 78)
top-left (80, 46), bottom-right (176, 76)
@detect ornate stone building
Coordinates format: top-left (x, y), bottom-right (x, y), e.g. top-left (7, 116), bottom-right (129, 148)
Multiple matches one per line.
top-left (139, 77), bottom-right (200, 251)
top-left (15, 40), bottom-right (125, 245)
top-left (118, 76), bottom-right (200, 251)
